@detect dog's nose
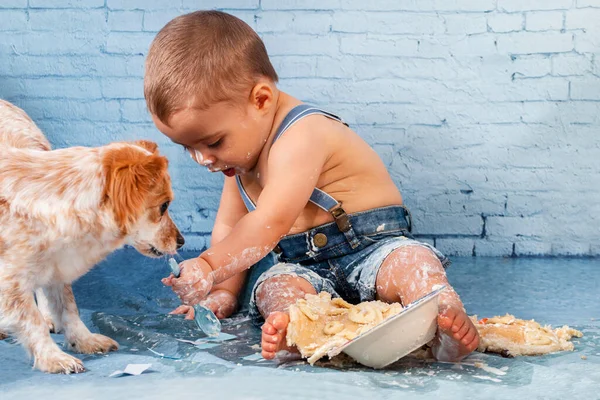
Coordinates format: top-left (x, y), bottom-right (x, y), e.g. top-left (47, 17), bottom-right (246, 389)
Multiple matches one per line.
top-left (176, 232), bottom-right (185, 249)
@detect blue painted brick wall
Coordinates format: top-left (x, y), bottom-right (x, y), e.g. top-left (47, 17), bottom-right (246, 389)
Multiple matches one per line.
top-left (1, 1), bottom-right (599, 257)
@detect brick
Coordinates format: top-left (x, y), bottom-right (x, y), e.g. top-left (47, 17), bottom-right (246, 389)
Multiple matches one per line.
top-left (0, 0), bottom-right (27, 7)
top-left (570, 78), bottom-right (600, 100)
top-left (372, 143), bottom-right (395, 168)
top-left (109, 11), bottom-right (144, 32)
top-left (354, 126), bottom-right (407, 146)
top-left (340, 34), bottom-right (418, 57)
top-left (29, 0), bottom-right (104, 7)
top-left (339, 0), bottom-right (496, 12)
top-left (551, 241), bottom-right (592, 256)
top-left (499, 0), bottom-right (573, 12)
top-left (263, 33), bottom-right (340, 56)
top-left (316, 56), bottom-right (460, 80)
top-left (261, 0), bottom-right (341, 10)
top-left (411, 191), bottom-right (507, 217)
top-left (435, 239), bottom-right (475, 257)
top-left (574, 29), bottom-right (600, 52)
top-left (444, 14), bottom-right (488, 35)
top-left (0, 10), bottom-right (27, 31)
top-left (279, 78), bottom-right (415, 103)
top-left (444, 103), bottom-right (523, 124)
top-left (486, 216), bottom-right (554, 238)
top-left (552, 53), bottom-right (592, 75)
top-left (107, 0), bottom-right (183, 10)
top-left (29, 10), bottom-right (107, 32)
top-left (415, 215), bottom-right (482, 236)
top-left (474, 239), bottom-right (513, 256)
top-left (332, 12), bottom-right (445, 35)
top-left (577, 0), bottom-right (600, 6)
top-left (418, 34), bottom-right (498, 57)
top-left (143, 9), bottom-right (185, 32)
top-left (182, 0), bottom-right (259, 8)
top-left (511, 55), bottom-right (552, 78)
top-left (487, 13), bottom-right (523, 33)
top-left (497, 32), bottom-right (573, 54)
top-left (595, 56), bottom-right (600, 75)
top-left (526, 11), bottom-right (564, 31)
top-left (5, 32), bottom-right (104, 55)
top-left (485, 77), bottom-right (569, 102)
top-left (257, 11), bottom-right (332, 34)
top-left (271, 56), bottom-right (317, 78)
top-left (101, 78), bottom-right (144, 99)
top-left (19, 78), bottom-right (103, 99)
top-left (16, 99), bottom-right (121, 122)
top-left (521, 101), bottom-right (600, 124)
top-left (514, 240), bottom-right (552, 256)
top-left (105, 32), bottom-right (155, 55)
top-left (329, 103), bottom-right (444, 126)
top-left (121, 99), bottom-right (151, 122)
top-left (565, 8), bottom-right (600, 29)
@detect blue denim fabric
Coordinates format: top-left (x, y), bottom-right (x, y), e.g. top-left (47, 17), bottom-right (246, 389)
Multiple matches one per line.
top-left (247, 206), bottom-right (449, 325)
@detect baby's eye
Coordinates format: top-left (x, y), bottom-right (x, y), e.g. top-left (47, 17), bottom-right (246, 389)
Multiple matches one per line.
top-left (160, 201), bottom-right (170, 215)
top-left (207, 138), bottom-right (222, 149)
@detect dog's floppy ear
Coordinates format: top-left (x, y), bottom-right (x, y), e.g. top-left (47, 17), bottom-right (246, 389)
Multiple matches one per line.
top-left (132, 140), bottom-right (159, 154)
top-left (103, 146), bottom-right (168, 233)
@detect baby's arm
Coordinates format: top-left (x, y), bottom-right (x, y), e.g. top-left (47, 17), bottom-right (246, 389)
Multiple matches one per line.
top-left (168, 176), bottom-right (248, 317)
top-left (169, 121), bottom-right (329, 304)
top-left (203, 123), bottom-right (329, 285)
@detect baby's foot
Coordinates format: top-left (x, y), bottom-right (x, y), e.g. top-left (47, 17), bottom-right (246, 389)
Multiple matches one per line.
top-left (432, 305), bottom-right (480, 362)
top-left (261, 312), bottom-right (298, 360)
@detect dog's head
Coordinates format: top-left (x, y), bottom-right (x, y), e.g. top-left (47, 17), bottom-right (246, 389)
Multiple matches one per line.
top-left (102, 140), bottom-right (184, 257)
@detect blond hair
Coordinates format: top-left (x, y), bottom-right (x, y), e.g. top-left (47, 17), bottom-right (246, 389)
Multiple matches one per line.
top-left (144, 11), bottom-right (278, 123)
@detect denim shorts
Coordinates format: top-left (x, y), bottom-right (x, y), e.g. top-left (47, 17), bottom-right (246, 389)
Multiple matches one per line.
top-left (248, 205), bottom-right (450, 326)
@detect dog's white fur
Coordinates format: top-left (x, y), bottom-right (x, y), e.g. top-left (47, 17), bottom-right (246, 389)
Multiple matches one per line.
top-left (0, 100), bottom-right (184, 374)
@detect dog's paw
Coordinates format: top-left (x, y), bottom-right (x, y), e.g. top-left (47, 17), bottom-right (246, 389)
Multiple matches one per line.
top-left (44, 315), bottom-right (59, 334)
top-left (68, 333), bottom-right (119, 354)
top-left (34, 349), bottom-right (85, 374)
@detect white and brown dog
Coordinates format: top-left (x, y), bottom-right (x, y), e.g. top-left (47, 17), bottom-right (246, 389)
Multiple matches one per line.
top-left (0, 99), bottom-right (184, 374)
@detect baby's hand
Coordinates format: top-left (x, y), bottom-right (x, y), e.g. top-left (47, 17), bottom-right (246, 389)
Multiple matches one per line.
top-left (162, 257), bottom-right (214, 305)
top-left (169, 289), bottom-right (238, 320)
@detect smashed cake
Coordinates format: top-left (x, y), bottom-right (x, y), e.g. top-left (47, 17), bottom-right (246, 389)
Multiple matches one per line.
top-left (286, 292), bottom-right (403, 364)
top-left (472, 314), bottom-right (583, 357)
top-left (287, 292), bottom-right (584, 365)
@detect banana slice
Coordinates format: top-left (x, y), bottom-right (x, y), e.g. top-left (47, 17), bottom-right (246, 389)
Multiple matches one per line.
top-left (298, 303), bottom-right (319, 321)
top-left (348, 304), bottom-right (377, 324)
top-left (323, 321), bottom-right (344, 335)
top-left (326, 307), bottom-right (348, 316)
top-left (332, 298), bottom-right (352, 309)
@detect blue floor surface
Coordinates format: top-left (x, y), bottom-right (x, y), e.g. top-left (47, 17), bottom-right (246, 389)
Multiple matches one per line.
top-left (1, 249), bottom-right (598, 399)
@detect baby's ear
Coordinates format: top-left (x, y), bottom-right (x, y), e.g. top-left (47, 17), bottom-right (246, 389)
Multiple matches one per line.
top-left (102, 146), bottom-right (168, 233)
top-left (132, 140), bottom-right (159, 154)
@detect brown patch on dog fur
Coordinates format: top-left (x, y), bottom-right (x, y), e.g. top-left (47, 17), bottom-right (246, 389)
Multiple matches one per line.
top-left (133, 140), bottom-right (159, 154)
top-left (102, 145), bottom-right (169, 233)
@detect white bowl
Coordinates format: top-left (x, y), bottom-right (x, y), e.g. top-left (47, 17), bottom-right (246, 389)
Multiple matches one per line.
top-left (333, 285), bottom-right (446, 369)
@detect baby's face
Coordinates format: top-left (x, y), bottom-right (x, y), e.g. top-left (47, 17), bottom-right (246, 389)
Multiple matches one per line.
top-left (153, 101), bottom-right (271, 177)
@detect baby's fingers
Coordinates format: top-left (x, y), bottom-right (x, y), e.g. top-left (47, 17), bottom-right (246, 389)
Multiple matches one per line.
top-left (169, 305), bottom-right (191, 315)
top-left (161, 274), bottom-right (175, 286)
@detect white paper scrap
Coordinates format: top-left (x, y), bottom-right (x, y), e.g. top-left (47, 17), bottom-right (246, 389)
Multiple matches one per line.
top-left (109, 363), bottom-right (152, 377)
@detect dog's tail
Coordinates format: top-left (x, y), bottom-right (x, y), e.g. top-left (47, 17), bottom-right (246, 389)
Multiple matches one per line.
top-left (0, 99), bottom-right (51, 151)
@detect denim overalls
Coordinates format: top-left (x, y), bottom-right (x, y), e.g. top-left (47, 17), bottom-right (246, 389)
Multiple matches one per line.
top-left (237, 105), bottom-right (450, 325)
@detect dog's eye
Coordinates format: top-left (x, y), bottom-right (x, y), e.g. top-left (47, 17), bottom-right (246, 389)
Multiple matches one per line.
top-left (160, 201), bottom-right (170, 215)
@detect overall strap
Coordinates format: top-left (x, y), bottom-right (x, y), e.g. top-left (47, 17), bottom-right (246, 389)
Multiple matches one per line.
top-left (236, 104), bottom-right (359, 248)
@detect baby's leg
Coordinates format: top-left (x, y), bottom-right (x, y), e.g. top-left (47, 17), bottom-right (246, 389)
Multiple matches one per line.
top-left (375, 244), bottom-right (479, 362)
top-left (256, 274), bottom-right (316, 360)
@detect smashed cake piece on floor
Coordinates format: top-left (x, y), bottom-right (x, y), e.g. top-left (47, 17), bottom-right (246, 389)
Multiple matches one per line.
top-left (286, 292), bottom-right (403, 365)
top-left (472, 314), bottom-right (583, 357)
